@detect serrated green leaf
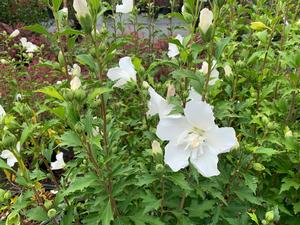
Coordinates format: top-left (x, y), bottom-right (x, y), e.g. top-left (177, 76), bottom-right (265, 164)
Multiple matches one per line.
top-left (59, 131), bottom-right (82, 147)
top-left (64, 173), bottom-right (97, 195)
top-left (168, 173), bottom-right (192, 191)
top-left (0, 158), bottom-right (15, 172)
top-left (101, 200), bottom-right (114, 225)
top-left (280, 177), bottom-right (300, 193)
top-left (247, 212), bottom-right (259, 225)
top-left (35, 86), bottom-right (64, 101)
top-left (26, 206), bottom-right (48, 222)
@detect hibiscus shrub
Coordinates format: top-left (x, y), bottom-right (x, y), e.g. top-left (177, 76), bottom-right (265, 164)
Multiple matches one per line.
top-left (0, 0), bottom-right (300, 225)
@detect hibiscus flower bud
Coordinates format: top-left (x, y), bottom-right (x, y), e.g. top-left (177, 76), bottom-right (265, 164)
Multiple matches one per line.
top-left (47, 209), bottom-right (57, 218)
top-left (265, 210), bottom-right (274, 222)
top-left (253, 162), bottom-right (265, 171)
top-left (224, 65), bottom-right (233, 76)
top-left (199, 8), bottom-right (213, 34)
top-left (9, 29), bottom-right (20, 38)
top-left (250, 22), bottom-right (270, 31)
top-left (167, 84), bottom-right (176, 97)
top-left (155, 164), bottom-right (164, 173)
top-left (73, 0), bottom-right (89, 17)
top-left (70, 76), bottom-right (81, 90)
top-left (152, 140), bottom-right (162, 155)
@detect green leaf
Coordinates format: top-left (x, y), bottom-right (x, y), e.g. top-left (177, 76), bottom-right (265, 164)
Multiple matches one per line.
top-left (59, 131), bottom-right (82, 147)
top-left (23, 24), bottom-right (50, 37)
top-left (247, 212), bottom-right (259, 225)
top-left (87, 87), bottom-right (111, 102)
top-left (280, 177), bottom-right (300, 193)
top-left (0, 158), bottom-right (15, 172)
top-left (20, 124), bottom-right (36, 145)
top-left (187, 200), bottom-right (215, 219)
top-left (26, 206), bottom-right (48, 222)
top-left (76, 54), bottom-right (98, 72)
top-left (52, 0), bottom-right (62, 12)
top-left (293, 202), bottom-right (300, 214)
top-left (168, 173), bottom-right (192, 191)
top-left (59, 28), bottom-right (84, 36)
top-left (252, 147), bottom-right (278, 156)
top-left (235, 187), bottom-right (262, 205)
top-left (215, 37), bottom-right (231, 59)
top-left (101, 200), bottom-right (114, 225)
top-left (244, 174), bottom-right (258, 193)
top-left (35, 86), bottom-right (64, 101)
top-left (141, 191), bottom-right (160, 214)
top-left (64, 173), bottom-right (97, 195)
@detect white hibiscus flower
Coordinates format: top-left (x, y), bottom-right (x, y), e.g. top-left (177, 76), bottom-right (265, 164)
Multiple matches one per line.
top-left (70, 76), bottom-right (81, 90)
top-left (107, 57), bottom-right (137, 88)
top-left (20, 38), bottom-right (38, 53)
top-left (199, 8), bottom-right (213, 34)
top-left (168, 34), bottom-right (184, 58)
top-left (51, 152), bottom-right (66, 170)
top-left (116, 0), bottom-right (134, 14)
top-left (73, 0), bottom-right (89, 17)
top-left (0, 142), bottom-right (21, 167)
top-left (147, 87), bottom-right (175, 119)
top-left (156, 89), bottom-right (238, 177)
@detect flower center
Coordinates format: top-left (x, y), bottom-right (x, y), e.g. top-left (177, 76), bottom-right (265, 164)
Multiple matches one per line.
top-left (186, 127), bottom-right (206, 149)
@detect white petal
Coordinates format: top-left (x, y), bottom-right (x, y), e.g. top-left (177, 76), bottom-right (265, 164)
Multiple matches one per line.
top-left (164, 142), bottom-right (191, 172)
top-left (190, 144), bottom-right (220, 177)
top-left (73, 0), bottom-right (89, 17)
top-left (16, 142), bottom-right (21, 152)
top-left (199, 8), bottom-right (213, 33)
top-left (70, 76), bottom-right (81, 90)
top-left (0, 150), bottom-right (13, 159)
top-left (147, 87), bottom-right (174, 118)
top-left (7, 157), bottom-right (18, 167)
top-left (175, 34), bottom-right (184, 44)
top-left (200, 61), bottom-right (209, 74)
top-left (0, 105), bottom-right (6, 119)
top-left (168, 43), bottom-right (179, 58)
top-left (205, 127), bottom-right (238, 154)
top-left (51, 152), bottom-right (66, 170)
top-left (116, 0), bottom-right (133, 13)
top-left (10, 29), bottom-right (20, 38)
top-left (184, 99), bottom-right (215, 130)
top-left (156, 116), bottom-right (191, 142)
top-left (188, 88), bottom-right (202, 102)
top-left (209, 68), bottom-right (219, 85)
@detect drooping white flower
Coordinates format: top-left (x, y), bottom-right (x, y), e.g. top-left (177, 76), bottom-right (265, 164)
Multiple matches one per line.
top-left (199, 8), bottom-right (213, 33)
top-left (51, 152), bottom-right (66, 170)
top-left (200, 60), bottom-right (219, 85)
top-left (0, 142), bottom-right (20, 167)
top-left (70, 76), bottom-right (81, 90)
top-left (0, 105), bottom-right (6, 120)
top-left (156, 89), bottom-right (237, 177)
top-left (20, 38), bottom-right (38, 53)
top-left (73, 0), bottom-right (89, 17)
top-left (107, 57), bottom-right (136, 88)
top-left (116, 0), bottom-right (134, 14)
top-left (9, 29), bottom-right (20, 38)
top-left (168, 34), bottom-right (184, 58)
top-left (147, 87), bottom-right (175, 118)
top-left (224, 65), bottom-right (232, 77)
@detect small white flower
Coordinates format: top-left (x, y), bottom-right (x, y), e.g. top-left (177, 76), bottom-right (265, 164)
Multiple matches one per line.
top-left (0, 142), bottom-right (20, 167)
top-left (156, 89), bottom-right (237, 177)
top-left (199, 8), bottom-right (213, 33)
top-left (56, 80), bottom-right (63, 85)
top-left (73, 0), bottom-right (89, 17)
top-left (70, 76), bottom-right (81, 90)
top-left (107, 57), bottom-right (136, 88)
top-left (200, 60), bottom-right (219, 85)
top-left (15, 93), bottom-right (22, 101)
top-left (20, 38), bottom-right (38, 53)
top-left (9, 29), bottom-right (20, 38)
top-left (147, 87), bottom-right (175, 118)
top-left (116, 0), bottom-right (134, 14)
top-left (224, 65), bottom-right (233, 76)
top-left (51, 152), bottom-right (66, 170)
top-left (152, 140), bottom-right (162, 155)
top-left (50, 190), bottom-right (58, 194)
top-left (168, 34), bottom-right (183, 58)
top-left (0, 105), bottom-right (6, 120)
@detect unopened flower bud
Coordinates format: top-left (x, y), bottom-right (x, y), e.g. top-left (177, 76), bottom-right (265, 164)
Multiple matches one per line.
top-left (9, 29), bottom-right (20, 38)
top-left (250, 22), bottom-right (269, 31)
top-left (143, 81), bottom-right (150, 89)
top-left (0, 59), bottom-right (8, 64)
top-left (155, 164), bottom-right (164, 172)
top-left (47, 209), bottom-right (57, 218)
top-left (253, 162), bottom-right (265, 171)
top-left (224, 65), bottom-right (232, 76)
top-left (44, 200), bottom-right (53, 209)
top-left (265, 210), bottom-right (274, 221)
top-left (284, 127), bottom-right (293, 137)
top-left (167, 84), bottom-right (176, 97)
top-left (152, 140), bottom-right (162, 155)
